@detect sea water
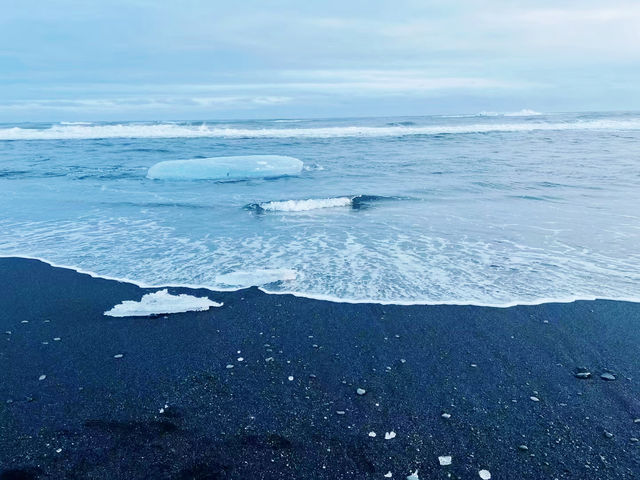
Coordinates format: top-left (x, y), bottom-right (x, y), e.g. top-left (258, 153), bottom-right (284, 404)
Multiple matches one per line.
top-left (1, 111), bottom-right (639, 305)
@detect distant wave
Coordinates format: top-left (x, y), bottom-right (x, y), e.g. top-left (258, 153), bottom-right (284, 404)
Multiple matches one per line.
top-left (2, 118), bottom-right (640, 140)
top-left (246, 195), bottom-right (392, 212)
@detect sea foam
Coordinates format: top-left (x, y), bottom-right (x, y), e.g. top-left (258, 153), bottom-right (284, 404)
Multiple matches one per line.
top-left (147, 155), bottom-right (303, 181)
top-left (104, 289), bottom-right (222, 317)
top-left (2, 118), bottom-right (640, 140)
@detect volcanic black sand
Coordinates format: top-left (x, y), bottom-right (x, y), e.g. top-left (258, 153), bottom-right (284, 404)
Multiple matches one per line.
top-left (1, 257), bottom-right (639, 479)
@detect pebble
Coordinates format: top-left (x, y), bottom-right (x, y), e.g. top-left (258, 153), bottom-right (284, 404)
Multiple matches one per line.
top-left (441, 413), bottom-right (451, 419)
top-left (385, 431), bottom-right (396, 440)
top-left (530, 396), bottom-right (540, 402)
top-left (38, 375), bottom-right (46, 381)
top-left (518, 445), bottom-right (529, 451)
top-left (438, 456), bottom-right (452, 466)
top-left (368, 431), bottom-right (377, 437)
top-left (406, 470), bottom-right (419, 480)
top-left (356, 388), bottom-right (366, 396)
top-left (479, 470), bottom-right (491, 480)
top-left (113, 354), bottom-right (124, 359)
top-left (600, 372), bottom-right (616, 381)
top-left (604, 431), bottom-right (614, 439)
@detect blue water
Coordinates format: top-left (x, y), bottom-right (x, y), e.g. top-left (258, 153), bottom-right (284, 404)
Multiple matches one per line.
top-left (1, 111), bottom-right (639, 305)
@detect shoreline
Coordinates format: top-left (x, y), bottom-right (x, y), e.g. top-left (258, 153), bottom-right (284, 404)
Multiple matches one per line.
top-left (1, 257), bottom-right (639, 479)
top-left (2, 255), bottom-right (639, 309)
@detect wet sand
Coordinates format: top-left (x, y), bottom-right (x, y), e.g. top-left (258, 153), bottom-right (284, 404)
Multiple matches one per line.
top-left (1, 257), bottom-right (639, 479)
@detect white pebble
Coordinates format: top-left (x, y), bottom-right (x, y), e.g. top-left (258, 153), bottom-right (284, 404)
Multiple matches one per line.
top-left (385, 431), bottom-right (396, 440)
top-left (438, 456), bottom-right (452, 466)
top-left (368, 431), bottom-right (377, 437)
top-left (113, 354), bottom-right (124, 359)
top-left (38, 375), bottom-right (46, 381)
top-left (479, 469), bottom-right (491, 479)
top-left (357, 388), bottom-right (366, 395)
top-left (288, 376), bottom-right (294, 381)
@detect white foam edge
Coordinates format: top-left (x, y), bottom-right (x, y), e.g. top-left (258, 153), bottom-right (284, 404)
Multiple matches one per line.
top-left (104, 289), bottom-right (222, 317)
top-left (2, 254), bottom-right (640, 309)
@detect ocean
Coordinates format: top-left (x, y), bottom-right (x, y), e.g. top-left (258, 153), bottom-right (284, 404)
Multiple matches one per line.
top-left (1, 110), bottom-right (639, 306)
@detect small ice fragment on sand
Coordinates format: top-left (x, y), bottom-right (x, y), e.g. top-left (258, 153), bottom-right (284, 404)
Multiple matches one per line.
top-left (104, 289), bottom-right (222, 317)
top-left (237, 357), bottom-right (244, 362)
top-left (406, 470), bottom-right (419, 480)
top-left (288, 376), bottom-right (294, 381)
top-left (357, 388), bottom-right (366, 395)
top-left (336, 410), bottom-right (346, 415)
top-left (441, 413), bottom-right (451, 419)
top-left (226, 364), bottom-right (234, 369)
top-left (601, 372), bottom-right (616, 381)
top-left (385, 431), bottom-right (396, 440)
top-left (438, 456), bottom-right (452, 466)
top-left (530, 396), bottom-right (540, 402)
top-left (384, 472), bottom-right (392, 478)
top-left (113, 354), bottom-right (124, 359)
top-left (265, 357), bottom-right (274, 362)
top-left (400, 359), bottom-right (406, 364)
top-left (471, 363), bottom-right (477, 367)
top-left (368, 431), bottom-right (377, 437)
top-left (21, 320), bottom-right (28, 324)
top-left (38, 375), bottom-right (46, 381)
top-left (56, 448), bottom-right (62, 453)
top-left (479, 470), bottom-right (491, 479)
top-left (53, 337), bottom-right (61, 341)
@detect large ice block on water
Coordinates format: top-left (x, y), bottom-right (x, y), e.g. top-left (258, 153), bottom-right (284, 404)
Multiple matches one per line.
top-left (147, 155), bottom-right (303, 181)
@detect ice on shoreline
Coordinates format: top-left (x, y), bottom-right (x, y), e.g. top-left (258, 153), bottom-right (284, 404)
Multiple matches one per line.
top-left (104, 289), bottom-right (222, 317)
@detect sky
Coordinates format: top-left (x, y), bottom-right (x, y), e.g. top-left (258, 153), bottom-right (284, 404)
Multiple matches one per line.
top-left (1, 0), bottom-right (639, 121)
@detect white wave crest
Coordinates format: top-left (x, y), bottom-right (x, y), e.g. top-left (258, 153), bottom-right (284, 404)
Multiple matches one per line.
top-left (104, 289), bottom-right (222, 317)
top-left (259, 197), bottom-right (353, 212)
top-left (2, 118), bottom-right (640, 140)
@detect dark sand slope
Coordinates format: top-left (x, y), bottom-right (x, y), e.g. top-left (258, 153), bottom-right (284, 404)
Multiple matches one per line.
top-left (1, 257), bottom-right (639, 479)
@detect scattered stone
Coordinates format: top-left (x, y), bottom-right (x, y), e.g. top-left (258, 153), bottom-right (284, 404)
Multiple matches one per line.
top-left (518, 445), bottom-right (529, 451)
top-left (604, 431), bottom-right (614, 439)
top-left (441, 413), bottom-right (451, 419)
top-left (438, 456), bottom-right (452, 466)
top-left (288, 376), bottom-right (294, 381)
top-left (356, 388), bottom-right (366, 396)
top-left (530, 396), bottom-right (540, 402)
top-left (368, 431), bottom-right (377, 437)
top-left (601, 372), bottom-right (616, 381)
top-left (406, 470), bottom-right (419, 480)
top-left (385, 431), bottom-right (396, 440)
top-left (113, 354), bottom-right (124, 359)
top-left (479, 470), bottom-right (491, 480)
top-left (38, 375), bottom-right (46, 381)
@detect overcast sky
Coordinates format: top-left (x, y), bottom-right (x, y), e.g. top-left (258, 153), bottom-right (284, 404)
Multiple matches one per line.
top-left (1, 0), bottom-right (639, 121)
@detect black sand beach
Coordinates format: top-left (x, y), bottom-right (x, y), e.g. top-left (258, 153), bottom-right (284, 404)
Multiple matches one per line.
top-left (1, 257), bottom-right (639, 479)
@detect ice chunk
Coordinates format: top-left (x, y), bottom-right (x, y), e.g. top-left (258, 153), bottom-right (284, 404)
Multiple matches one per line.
top-left (104, 289), bottom-right (222, 317)
top-left (147, 155), bottom-right (303, 181)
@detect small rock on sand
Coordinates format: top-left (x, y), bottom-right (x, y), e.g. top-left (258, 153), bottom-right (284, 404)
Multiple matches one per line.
top-left (479, 470), bottom-right (491, 480)
top-left (438, 456), bottom-right (452, 466)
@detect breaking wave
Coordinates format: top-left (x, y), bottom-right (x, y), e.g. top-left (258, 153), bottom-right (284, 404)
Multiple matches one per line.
top-left (2, 118), bottom-right (640, 140)
top-left (246, 195), bottom-right (394, 212)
